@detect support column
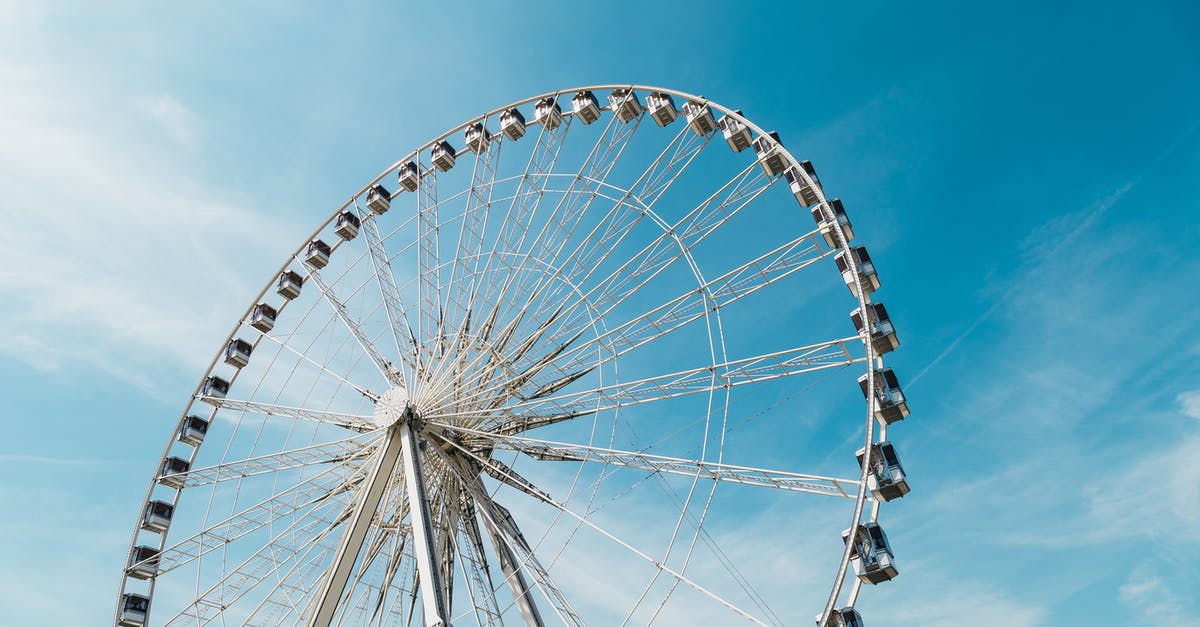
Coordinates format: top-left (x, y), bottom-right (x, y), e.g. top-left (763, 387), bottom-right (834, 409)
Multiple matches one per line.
top-left (307, 425), bottom-right (406, 627)
top-left (399, 419), bottom-right (451, 626)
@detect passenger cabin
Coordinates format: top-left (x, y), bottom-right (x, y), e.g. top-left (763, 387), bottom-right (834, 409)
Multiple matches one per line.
top-left (535, 97), bottom-right (563, 129)
top-left (223, 338), bottom-right (253, 368)
top-left (201, 376), bottom-right (230, 402)
top-left (249, 303), bottom-right (277, 332)
top-left (334, 211), bottom-right (360, 241)
top-left (834, 246), bottom-right (880, 297)
top-left (857, 441), bottom-right (909, 501)
top-left (118, 593), bottom-right (150, 627)
top-left (432, 140), bottom-right (456, 171)
top-left (843, 522), bottom-right (898, 584)
top-left (719, 111), bottom-right (752, 152)
top-left (608, 88), bottom-right (643, 123)
top-left (141, 500), bottom-right (175, 533)
top-left (850, 303), bottom-right (899, 356)
top-left (126, 545), bottom-right (161, 580)
top-left (397, 161), bottom-right (421, 192)
top-left (812, 198), bottom-right (855, 248)
top-left (365, 184), bottom-right (391, 214)
top-left (500, 107), bottom-right (527, 140)
top-left (820, 608), bottom-right (865, 627)
top-left (572, 90), bottom-right (601, 124)
top-left (646, 92), bottom-right (677, 127)
top-left (786, 160), bottom-right (823, 207)
top-left (465, 122), bottom-right (492, 153)
top-left (158, 456), bottom-right (190, 489)
top-left (753, 131), bottom-right (787, 177)
top-left (277, 271), bottom-right (304, 300)
top-left (178, 414), bottom-right (209, 446)
top-left (858, 367), bottom-right (909, 424)
top-left (682, 100), bottom-right (716, 136)
top-left (304, 239), bottom-right (331, 269)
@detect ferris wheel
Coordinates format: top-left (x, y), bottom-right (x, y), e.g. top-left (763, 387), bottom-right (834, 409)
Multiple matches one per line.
top-left (115, 85), bottom-right (911, 627)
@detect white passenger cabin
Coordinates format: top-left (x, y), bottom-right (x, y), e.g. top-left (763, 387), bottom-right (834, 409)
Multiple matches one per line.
top-left (572, 90), bottom-right (601, 124)
top-left (818, 608), bottom-right (864, 627)
top-left (397, 160), bottom-right (421, 192)
top-left (277, 271), bottom-right (303, 300)
top-left (858, 367), bottom-right (909, 424)
top-left (201, 376), bottom-right (230, 403)
top-left (334, 211), bottom-right (360, 241)
top-left (850, 303), bottom-right (899, 357)
top-left (646, 92), bottom-right (677, 127)
top-left (249, 303), bottom-right (277, 332)
top-left (127, 545), bottom-right (160, 580)
top-left (158, 456), bottom-right (190, 489)
top-left (857, 441), bottom-right (909, 502)
top-left (431, 140), bottom-right (456, 171)
top-left (118, 593), bottom-right (150, 626)
top-left (365, 184), bottom-right (391, 214)
top-left (465, 122), bottom-right (492, 153)
top-left (753, 131), bottom-right (787, 176)
top-left (178, 414), bottom-right (209, 446)
top-left (535, 97), bottom-right (563, 129)
top-left (500, 107), bottom-right (527, 140)
top-left (786, 160), bottom-right (823, 207)
top-left (813, 198), bottom-right (855, 248)
top-left (682, 100), bottom-right (716, 136)
top-left (719, 111), bottom-right (752, 152)
top-left (223, 338), bottom-right (253, 368)
top-left (141, 500), bottom-right (174, 533)
top-left (608, 88), bottom-right (643, 123)
top-left (843, 522), bottom-right (898, 584)
top-left (304, 239), bottom-right (331, 269)
top-left (834, 246), bottom-right (880, 297)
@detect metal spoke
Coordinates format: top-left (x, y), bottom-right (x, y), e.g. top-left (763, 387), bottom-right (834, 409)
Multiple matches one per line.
top-left (199, 396), bottom-right (374, 431)
top-left (441, 426), bottom-right (861, 499)
top-left (306, 268), bottom-right (405, 387)
top-left (166, 432), bottom-right (382, 487)
top-left (359, 206), bottom-right (422, 383)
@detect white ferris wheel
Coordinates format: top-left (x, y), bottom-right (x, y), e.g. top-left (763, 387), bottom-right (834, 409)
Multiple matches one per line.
top-left (115, 85), bottom-right (911, 627)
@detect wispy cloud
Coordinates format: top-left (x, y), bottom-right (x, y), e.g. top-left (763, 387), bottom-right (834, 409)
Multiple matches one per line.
top-left (0, 47), bottom-right (291, 398)
top-left (1178, 390), bottom-right (1200, 420)
top-left (1119, 562), bottom-right (1200, 627)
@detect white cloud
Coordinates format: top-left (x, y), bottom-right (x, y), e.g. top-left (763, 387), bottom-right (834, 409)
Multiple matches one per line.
top-left (0, 51), bottom-right (292, 398)
top-left (1178, 390), bottom-right (1200, 420)
top-left (1119, 562), bottom-right (1200, 627)
top-left (139, 93), bottom-right (198, 145)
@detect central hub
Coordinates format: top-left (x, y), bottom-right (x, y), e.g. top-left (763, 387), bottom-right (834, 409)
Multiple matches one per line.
top-left (372, 386), bottom-right (411, 429)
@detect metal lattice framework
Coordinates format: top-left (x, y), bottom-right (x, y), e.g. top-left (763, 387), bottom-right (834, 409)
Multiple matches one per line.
top-left (115, 85), bottom-right (910, 627)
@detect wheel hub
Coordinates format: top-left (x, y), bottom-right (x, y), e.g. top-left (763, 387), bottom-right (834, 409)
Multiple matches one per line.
top-left (372, 386), bottom-right (411, 429)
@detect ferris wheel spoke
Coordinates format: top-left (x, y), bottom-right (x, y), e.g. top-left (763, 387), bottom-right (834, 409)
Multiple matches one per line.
top-left (446, 338), bottom-right (861, 424)
top-left (514, 122), bottom-right (716, 346)
top-left (509, 229), bottom-right (835, 398)
top-left (199, 396), bottom-right (374, 431)
top-left (166, 432), bottom-right (383, 488)
top-left (153, 462), bottom-right (366, 575)
top-left (476, 109), bottom-right (642, 346)
top-left (453, 499), bottom-right (505, 626)
top-left (163, 497), bottom-right (353, 626)
top-left (359, 207), bottom-right (423, 382)
top-left (447, 427), bottom-right (862, 500)
top-left (477, 117), bottom-right (571, 308)
top-left (534, 162), bottom-right (777, 351)
top-left (450, 441), bottom-right (768, 626)
top-left (305, 268), bottom-right (406, 388)
top-left (416, 161), bottom-right (443, 353)
top-left (252, 329), bottom-right (382, 401)
top-left (463, 479), bottom-right (579, 627)
top-left (244, 530), bottom-right (347, 627)
top-left (443, 131), bottom-right (502, 332)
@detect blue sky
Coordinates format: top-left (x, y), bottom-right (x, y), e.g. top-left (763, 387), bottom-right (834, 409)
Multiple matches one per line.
top-left (1, 1), bottom-right (1198, 625)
